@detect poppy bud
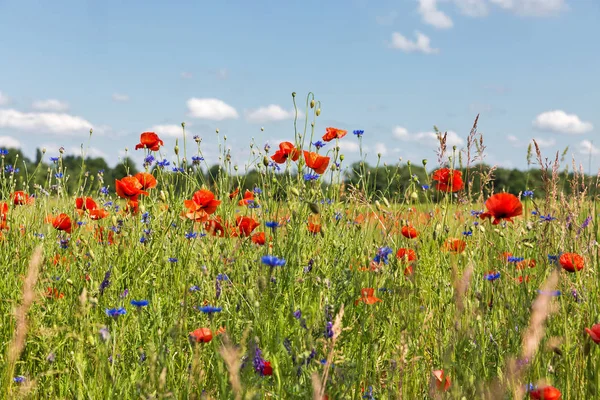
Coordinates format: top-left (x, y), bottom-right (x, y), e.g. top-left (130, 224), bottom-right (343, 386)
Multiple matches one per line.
top-left (216, 129), bottom-right (219, 133)
top-left (67, 279), bottom-right (73, 286)
top-left (383, 197), bottom-right (391, 208)
top-left (407, 160), bottom-right (411, 166)
top-left (375, 200), bottom-right (382, 211)
top-left (310, 100), bottom-right (315, 108)
top-left (263, 156), bottom-right (269, 167)
top-left (140, 204), bottom-right (146, 214)
top-left (340, 155), bottom-right (345, 161)
top-left (422, 159), bottom-right (427, 166)
top-left (261, 127), bottom-right (264, 131)
top-left (316, 108), bottom-right (321, 116)
top-left (224, 135), bottom-right (227, 141)
top-left (410, 192), bottom-right (418, 201)
top-left (89, 128), bottom-right (93, 135)
top-left (41, 147), bottom-right (47, 154)
top-left (308, 202), bottom-right (320, 214)
top-left (160, 191), bottom-right (167, 202)
top-left (234, 165), bottom-right (238, 171)
top-left (311, 122), bottom-right (315, 127)
top-left (290, 188), bottom-right (300, 197)
top-left (174, 145), bottom-right (179, 155)
top-left (181, 122), bottom-right (185, 128)
top-left (112, 216), bottom-right (118, 227)
top-left (292, 92), bottom-right (296, 97)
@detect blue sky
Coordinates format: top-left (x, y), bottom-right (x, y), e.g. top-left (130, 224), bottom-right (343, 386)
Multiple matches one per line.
top-left (0, 0), bottom-right (598, 172)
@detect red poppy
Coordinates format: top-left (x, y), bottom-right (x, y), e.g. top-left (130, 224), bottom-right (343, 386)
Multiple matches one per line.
top-left (115, 177), bottom-right (149, 202)
top-left (94, 226), bottom-right (115, 244)
top-left (516, 259), bottom-right (536, 270)
top-left (12, 191), bottom-right (34, 206)
top-left (262, 361), bottom-right (273, 376)
top-left (183, 189), bottom-right (221, 222)
top-left (355, 288), bottom-right (382, 306)
top-left (308, 222), bottom-right (321, 234)
top-left (238, 190), bottom-right (255, 206)
top-left (51, 213), bottom-right (73, 233)
top-left (443, 238), bottom-right (466, 253)
top-left (401, 225), bottom-right (418, 239)
top-left (432, 370), bottom-right (451, 392)
top-left (479, 193), bottom-right (523, 225)
top-left (125, 200), bottom-right (139, 215)
top-left (46, 287), bottom-right (65, 299)
top-left (432, 168), bottom-right (464, 192)
top-left (76, 197), bottom-right (98, 211)
top-left (322, 127), bottom-right (348, 142)
top-left (404, 265), bottom-right (414, 276)
top-left (205, 217), bottom-right (225, 237)
top-left (529, 385), bottom-right (561, 400)
top-left (251, 231), bottom-right (266, 245)
top-left (233, 216), bottom-right (259, 237)
top-left (135, 172), bottom-right (157, 190)
top-left (0, 202), bottom-right (8, 230)
top-left (271, 141), bottom-right (300, 164)
top-left (515, 275), bottom-right (530, 284)
top-left (229, 187), bottom-right (240, 199)
top-left (189, 328), bottom-right (213, 343)
top-left (135, 132), bottom-right (164, 151)
top-left (585, 324), bottom-right (600, 344)
top-left (396, 248), bottom-right (416, 262)
top-left (559, 252), bottom-right (584, 272)
top-left (304, 151), bottom-right (330, 174)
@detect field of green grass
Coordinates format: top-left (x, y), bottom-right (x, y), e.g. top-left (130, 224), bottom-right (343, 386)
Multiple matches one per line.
top-left (0, 99), bottom-right (597, 399)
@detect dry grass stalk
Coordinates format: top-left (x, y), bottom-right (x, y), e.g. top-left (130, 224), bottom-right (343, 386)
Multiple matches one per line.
top-left (218, 334), bottom-right (243, 400)
top-left (484, 270), bottom-right (559, 399)
top-left (317, 304), bottom-right (345, 399)
top-left (311, 372), bottom-right (323, 400)
top-left (6, 246), bottom-right (43, 392)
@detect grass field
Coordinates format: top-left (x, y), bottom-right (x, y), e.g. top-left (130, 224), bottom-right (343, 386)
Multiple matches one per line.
top-left (0, 107), bottom-right (597, 399)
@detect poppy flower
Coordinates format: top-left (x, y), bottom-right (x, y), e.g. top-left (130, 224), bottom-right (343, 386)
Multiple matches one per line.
top-left (94, 226), bottom-right (115, 244)
top-left (432, 370), bottom-right (451, 392)
top-left (0, 202), bottom-right (8, 229)
top-left (479, 193), bottom-right (523, 225)
top-left (401, 225), bottom-right (418, 239)
top-left (271, 141), bottom-right (300, 164)
top-left (229, 187), bottom-right (240, 199)
top-left (432, 168), bottom-right (464, 192)
top-left (205, 217), bottom-right (225, 237)
top-left (529, 385), bottom-right (561, 400)
top-left (233, 216), bottom-right (259, 237)
top-left (12, 191), bottom-right (34, 206)
top-left (585, 324), bottom-right (600, 344)
top-left (304, 151), bottom-right (330, 174)
top-left (76, 197), bottom-right (98, 211)
top-left (134, 172), bottom-right (157, 190)
top-left (251, 231), bottom-right (266, 245)
top-left (322, 127), bottom-right (348, 142)
top-left (396, 248), bottom-right (416, 262)
top-left (516, 259), bottom-right (536, 270)
top-left (404, 265), bottom-right (414, 276)
top-left (46, 287), bottom-right (64, 299)
top-left (238, 190), bottom-right (255, 206)
top-left (559, 252), bottom-right (584, 272)
top-left (189, 328), bottom-right (212, 343)
top-left (443, 238), bottom-right (466, 253)
top-left (262, 361), bottom-right (273, 376)
top-left (355, 288), bottom-right (382, 306)
top-left (135, 132), bottom-right (164, 151)
top-left (183, 189), bottom-right (221, 222)
top-left (308, 222), bottom-right (321, 234)
top-left (125, 200), bottom-right (139, 215)
top-left (115, 177), bottom-right (149, 202)
top-left (51, 213), bottom-right (74, 233)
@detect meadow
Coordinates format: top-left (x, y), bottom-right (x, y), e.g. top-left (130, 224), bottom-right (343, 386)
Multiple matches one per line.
top-left (0, 94), bottom-right (597, 399)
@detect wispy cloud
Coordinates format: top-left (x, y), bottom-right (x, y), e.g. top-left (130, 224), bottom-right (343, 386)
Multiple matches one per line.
top-left (0, 91), bottom-right (10, 106)
top-left (112, 93), bottom-right (130, 102)
top-left (418, 0), bottom-right (453, 29)
top-left (393, 126), bottom-right (464, 147)
top-left (32, 99), bottom-right (69, 112)
top-left (0, 136), bottom-right (21, 149)
top-left (490, 0), bottom-right (567, 17)
top-left (187, 98), bottom-right (239, 121)
top-left (390, 31), bottom-right (439, 54)
top-left (245, 105), bottom-right (301, 124)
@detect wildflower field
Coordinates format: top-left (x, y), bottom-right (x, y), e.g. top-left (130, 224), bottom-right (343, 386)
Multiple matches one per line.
top-left (1, 95), bottom-right (598, 399)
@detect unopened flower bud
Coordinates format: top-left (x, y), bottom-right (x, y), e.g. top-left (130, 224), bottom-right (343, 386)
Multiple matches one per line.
top-left (316, 108), bottom-right (321, 116)
top-left (216, 129), bottom-right (219, 134)
top-left (310, 100), bottom-right (315, 108)
top-left (422, 159), bottom-right (428, 166)
top-left (292, 92), bottom-right (296, 98)
top-left (263, 156), bottom-right (269, 167)
top-left (181, 122), bottom-right (185, 128)
top-left (340, 155), bottom-right (345, 161)
top-left (290, 187), bottom-right (300, 197)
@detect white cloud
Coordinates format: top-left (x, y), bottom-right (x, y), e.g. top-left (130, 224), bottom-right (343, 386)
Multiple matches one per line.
top-left (0, 91), bottom-right (10, 106)
top-left (453, 0), bottom-right (489, 16)
top-left (578, 140), bottom-right (600, 156)
top-left (187, 98), bottom-right (239, 121)
top-left (338, 141), bottom-right (360, 153)
top-left (0, 136), bottom-right (21, 149)
top-left (490, 0), bottom-right (566, 16)
top-left (390, 31), bottom-right (439, 54)
top-left (112, 93), bottom-right (130, 102)
top-left (181, 72), bottom-right (193, 79)
top-left (245, 105), bottom-right (300, 123)
top-left (40, 144), bottom-right (107, 159)
top-left (0, 109), bottom-right (93, 135)
top-left (150, 124), bottom-right (186, 138)
top-left (418, 0), bottom-right (453, 28)
top-left (32, 99), bottom-right (69, 112)
top-left (393, 125), bottom-right (464, 147)
top-left (533, 110), bottom-right (593, 135)
top-left (532, 137), bottom-right (556, 148)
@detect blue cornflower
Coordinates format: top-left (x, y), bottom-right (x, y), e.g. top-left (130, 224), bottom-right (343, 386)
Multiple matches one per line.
top-left (5, 165), bottom-right (19, 174)
top-left (105, 307), bottom-right (126, 318)
top-left (130, 299), bottom-right (149, 307)
top-left (531, 210), bottom-right (538, 215)
top-left (362, 386), bottom-right (374, 400)
top-left (99, 268), bottom-right (111, 295)
top-left (304, 173), bottom-right (319, 181)
top-left (216, 274), bottom-right (230, 281)
top-left (293, 309), bottom-right (302, 319)
top-left (471, 210), bottom-right (483, 217)
top-left (144, 154), bottom-right (155, 165)
top-left (185, 231), bottom-right (198, 239)
top-left (139, 236), bottom-right (147, 244)
top-left (156, 159), bottom-right (170, 168)
top-left (312, 141), bottom-right (326, 150)
top-left (421, 184), bottom-right (430, 190)
top-left (120, 289), bottom-right (129, 298)
top-left (13, 376), bottom-right (25, 383)
top-left (522, 190), bottom-right (534, 198)
top-left (268, 161), bottom-right (281, 171)
top-left (463, 231), bottom-right (473, 237)
top-left (197, 305), bottom-right (222, 314)
top-left (50, 157), bottom-right (59, 163)
top-left (261, 255), bottom-right (286, 267)
top-left (537, 290), bottom-right (561, 297)
top-left (168, 258), bottom-right (178, 263)
top-left (484, 272), bottom-right (501, 281)
top-left (248, 201), bottom-right (261, 209)
top-left (325, 321), bottom-right (334, 339)
top-left (171, 167), bottom-right (184, 173)
top-left (253, 187), bottom-right (262, 195)
top-left (189, 285), bottom-right (201, 292)
top-left (353, 129), bottom-right (364, 137)
top-left (141, 212), bottom-right (150, 224)
top-left (373, 246), bottom-right (393, 264)
top-left (265, 221), bottom-right (279, 229)
top-left (192, 156), bottom-right (204, 165)
top-left (55, 172), bottom-right (63, 179)
top-left (548, 254), bottom-right (559, 264)
top-left (507, 256), bottom-right (524, 263)
top-left (100, 187), bottom-right (110, 195)
top-left (0, 149), bottom-right (9, 156)
top-left (539, 214), bottom-right (556, 222)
